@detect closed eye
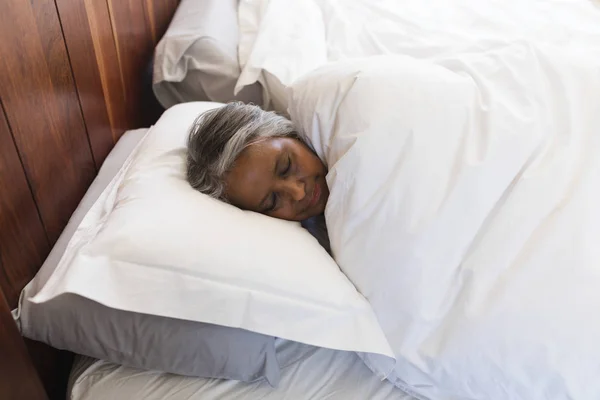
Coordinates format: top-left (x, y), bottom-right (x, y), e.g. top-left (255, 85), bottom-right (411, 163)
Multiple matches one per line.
top-left (280, 155), bottom-right (292, 176)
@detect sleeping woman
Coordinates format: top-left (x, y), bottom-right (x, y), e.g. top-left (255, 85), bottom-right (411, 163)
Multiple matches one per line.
top-left (186, 102), bottom-right (331, 252)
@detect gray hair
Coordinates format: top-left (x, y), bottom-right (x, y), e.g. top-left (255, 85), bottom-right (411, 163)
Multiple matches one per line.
top-left (186, 102), bottom-right (309, 200)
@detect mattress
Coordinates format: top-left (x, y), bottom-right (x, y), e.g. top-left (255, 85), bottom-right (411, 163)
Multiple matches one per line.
top-left (69, 339), bottom-right (413, 400)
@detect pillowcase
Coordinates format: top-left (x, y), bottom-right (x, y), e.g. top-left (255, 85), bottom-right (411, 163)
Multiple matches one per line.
top-left (153, 0), bottom-right (262, 108)
top-left (17, 120), bottom-right (281, 385)
top-left (27, 101), bottom-right (395, 381)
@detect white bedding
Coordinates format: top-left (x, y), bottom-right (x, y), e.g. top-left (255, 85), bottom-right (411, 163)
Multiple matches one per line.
top-left (236, 0), bottom-right (600, 113)
top-left (239, 1), bottom-right (600, 399)
top-left (69, 340), bottom-right (413, 400)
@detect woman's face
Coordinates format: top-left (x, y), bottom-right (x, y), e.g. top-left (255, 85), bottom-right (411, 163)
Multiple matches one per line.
top-left (225, 137), bottom-right (329, 221)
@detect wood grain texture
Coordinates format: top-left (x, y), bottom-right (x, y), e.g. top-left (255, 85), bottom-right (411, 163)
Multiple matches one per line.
top-left (0, 2), bottom-right (96, 398)
top-left (57, 0), bottom-right (176, 166)
top-left (0, 101), bottom-right (49, 309)
top-left (55, 0), bottom-right (117, 168)
top-left (0, 290), bottom-right (48, 400)
top-left (0, 0), bottom-right (97, 245)
top-left (144, 0), bottom-right (179, 44)
top-left (0, 1), bottom-right (179, 398)
top-left (141, 0), bottom-right (178, 126)
top-left (107, 0), bottom-right (154, 129)
top-left (23, 339), bottom-right (74, 400)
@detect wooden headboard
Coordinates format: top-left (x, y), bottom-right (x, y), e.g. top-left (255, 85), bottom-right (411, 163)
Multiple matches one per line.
top-left (0, 1), bottom-right (179, 398)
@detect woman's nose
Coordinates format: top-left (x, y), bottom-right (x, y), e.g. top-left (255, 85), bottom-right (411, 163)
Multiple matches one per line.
top-left (282, 178), bottom-right (306, 202)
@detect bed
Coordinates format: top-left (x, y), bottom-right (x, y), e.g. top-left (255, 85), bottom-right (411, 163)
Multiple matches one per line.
top-left (4, 1), bottom-right (600, 399)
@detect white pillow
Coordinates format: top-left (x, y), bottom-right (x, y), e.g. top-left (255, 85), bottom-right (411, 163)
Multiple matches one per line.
top-left (288, 52), bottom-right (600, 400)
top-left (30, 101), bottom-right (394, 378)
top-left (153, 0), bottom-right (262, 108)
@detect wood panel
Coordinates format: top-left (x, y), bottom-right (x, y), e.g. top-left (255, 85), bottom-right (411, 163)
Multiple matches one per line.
top-left (0, 1), bottom-right (179, 301)
top-left (0, 2), bottom-right (97, 399)
top-left (0, 101), bottom-right (49, 309)
top-left (141, 0), bottom-right (179, 126)
top-left (0, 1), bottom-right (179, 398)
top-left (0, 0), bottom-right (97, 245)
top-left (144, 0), bottom-right (179, 44)
top-left (57, 0), bottom-right (176, 167)
top-left (107, 0), bottom-right (155, 128)
top-left (0, 290), bottom-right (47, 400)
top-left (54, 0), bottom-right (119, 168)
top-left (23, 339), bottom-right (74, 400)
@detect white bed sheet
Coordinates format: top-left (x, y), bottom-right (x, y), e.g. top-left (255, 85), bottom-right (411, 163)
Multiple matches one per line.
top-left (69, 339), bottom-right (414, 400)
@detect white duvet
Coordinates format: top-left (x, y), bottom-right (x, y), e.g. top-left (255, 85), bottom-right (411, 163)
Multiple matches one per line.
top-left (240, 1), bottom-right (600, 399)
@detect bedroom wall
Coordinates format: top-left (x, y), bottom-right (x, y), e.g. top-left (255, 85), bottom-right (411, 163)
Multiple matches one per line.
top-left (0, 1), bottom-right (178, 398)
